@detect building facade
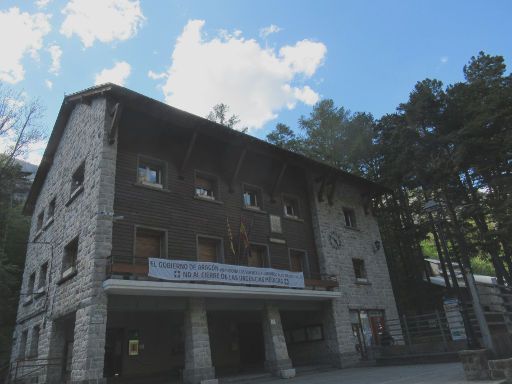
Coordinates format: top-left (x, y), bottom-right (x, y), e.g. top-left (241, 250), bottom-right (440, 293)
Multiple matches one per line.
top-left (10, 84), bottom-right (400, 384)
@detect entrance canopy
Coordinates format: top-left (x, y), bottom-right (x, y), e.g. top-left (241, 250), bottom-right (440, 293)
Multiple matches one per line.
top-left (103, 279), bottom-right (340, 301)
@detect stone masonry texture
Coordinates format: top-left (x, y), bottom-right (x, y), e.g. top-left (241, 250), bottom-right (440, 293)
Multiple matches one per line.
top-left (9, 90), bottom-right (403, 382)
top-left (10, 97), bottom-right (118, 383)
top-left (308, 176), bottom-right (401, 367)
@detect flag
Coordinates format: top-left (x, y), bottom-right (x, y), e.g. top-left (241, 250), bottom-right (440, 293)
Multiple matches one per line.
top-left (240, 218), bottom-right (250, 251)
top-left (226, 216), bottom-right (236, 256)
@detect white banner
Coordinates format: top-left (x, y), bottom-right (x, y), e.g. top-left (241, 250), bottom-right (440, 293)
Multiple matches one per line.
top-left (148, 258), bottom-right (305, 289)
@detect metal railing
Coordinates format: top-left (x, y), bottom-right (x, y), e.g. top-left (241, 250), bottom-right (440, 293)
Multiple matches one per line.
top-left (7, 357), bottom-right (62, 384)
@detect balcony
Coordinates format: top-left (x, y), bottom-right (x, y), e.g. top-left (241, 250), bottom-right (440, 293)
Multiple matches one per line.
top-left (104, 256), bottom-right (340, 301)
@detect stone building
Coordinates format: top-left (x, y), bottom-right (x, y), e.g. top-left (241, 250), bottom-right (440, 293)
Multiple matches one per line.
top-left (9, 84), bottom-right (400, 383)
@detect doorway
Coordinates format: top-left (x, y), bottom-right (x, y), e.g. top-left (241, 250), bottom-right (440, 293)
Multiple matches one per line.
top-left (238, 322), bottom-right (264, 370)
top-left (104, 328), bottom-right (124, 378)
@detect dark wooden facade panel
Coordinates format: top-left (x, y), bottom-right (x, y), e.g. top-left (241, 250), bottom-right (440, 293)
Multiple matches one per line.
top-left (111, 110), bottom-right (320, 275)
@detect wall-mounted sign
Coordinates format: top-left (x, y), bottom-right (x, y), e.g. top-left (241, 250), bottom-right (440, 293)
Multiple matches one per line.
top-left (128, 340), bottom-right (139, 356)
top-left (148, 258), bottom-right (305, 289)
top-left (269, 214), bottom-right (282, 234)
top-left (328, 231), bottom-right (342, 250)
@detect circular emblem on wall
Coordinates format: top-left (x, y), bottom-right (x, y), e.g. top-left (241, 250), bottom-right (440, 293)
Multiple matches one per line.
top-left (328, 231), bottom-right (342, 250)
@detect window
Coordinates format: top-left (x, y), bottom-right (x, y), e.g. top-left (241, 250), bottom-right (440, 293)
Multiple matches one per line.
top-left (352, 258), bottom-right (367, 280)
top-left (38, 262), bottom-right (48, 291)
top-left (283, 195), bottom-right (300, 218)
top-left (289, 249), bottom-right (307, 275)
top-left (248, 244), bottom-right (268, 268)
top-left (135, 227), bottom-right (166, 260)
top-left (137, 157), bottom-right (165, 188)
top-left (197, 236), bottom-right (222, 262)
top-left (18, 330), bottom-right (28, 359)
top-left (71, 162), bottom-right (85, 195)
top-left (36, 211), bottom-right (44, 232)
top-left (62, 238), bottom-right (78, 279)
top-left (343, 208), bottom-right (357, 228)
top-left (48, 198), bottom-right (56, 220)
top-left (285, 325), bottom-right (324, 344)
top-left (195, 172), bottom-right (218, 200)
top-left (26, 272), bottom-right (36, 301)
top-left (243, 185), bottom-right (262, 210)
top-left (28, 325), bottom-right (40, 357)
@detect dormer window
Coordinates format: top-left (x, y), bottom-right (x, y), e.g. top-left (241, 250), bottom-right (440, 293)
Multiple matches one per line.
top-left (243, 185), bottom-right (262, 210)
top-left (195, 172), bottom-right (218, 200)
top-left (137, 157), bottom-right (165, 189)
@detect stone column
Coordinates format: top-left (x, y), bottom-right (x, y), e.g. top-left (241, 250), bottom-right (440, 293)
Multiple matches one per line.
top-left (262, 304), bottom-right (295, 378)
top-left (322, 299), bottom-right (360, 368)
top-left (70, 296), bottom-right (108, 384)
top-left (183, 298), bottom-right (217, 384)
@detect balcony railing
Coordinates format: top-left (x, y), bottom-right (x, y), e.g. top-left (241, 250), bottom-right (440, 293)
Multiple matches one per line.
top-left (106, 256), bottom-right (338, 291)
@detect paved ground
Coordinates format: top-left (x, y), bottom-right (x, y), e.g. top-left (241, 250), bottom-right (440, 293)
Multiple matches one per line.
top-left (261, 363), bottom-right (501, 384)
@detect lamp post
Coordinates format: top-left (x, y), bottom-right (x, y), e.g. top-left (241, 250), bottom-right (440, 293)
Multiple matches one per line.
top-left (423, 199), bottom-right (479, 349)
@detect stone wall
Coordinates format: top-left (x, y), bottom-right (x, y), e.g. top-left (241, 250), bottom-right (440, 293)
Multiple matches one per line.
top-left (10, 97), bottom-right (118, 383)
top-left (309, 177), bottom-right (401, 367)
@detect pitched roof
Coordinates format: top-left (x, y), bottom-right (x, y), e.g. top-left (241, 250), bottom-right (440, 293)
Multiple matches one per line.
top-left (24, 83), bottom-right (390, 214)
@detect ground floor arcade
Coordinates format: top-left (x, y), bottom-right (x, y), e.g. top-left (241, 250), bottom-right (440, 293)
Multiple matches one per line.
top-left (11, 283), bottom-right (394, 384)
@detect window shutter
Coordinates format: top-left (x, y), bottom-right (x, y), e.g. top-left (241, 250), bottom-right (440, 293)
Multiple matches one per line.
top-left (290, 251), bottom-right (303, 272)
top-left (248, 246), bottom-right (265, 267)
top-left (136, 229), bottom-right (162, 259)
top-left (198, 238), bottom-right (218, 262)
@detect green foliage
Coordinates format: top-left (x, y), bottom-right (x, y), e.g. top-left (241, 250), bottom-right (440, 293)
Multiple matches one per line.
top-left (206, 103), bottom-right (247, 132)
top-left (471, 257), bottom-right (496, 276)
top-left (267, 51), bottom-right (512, 311)
top-left (420, 236), bottom-right (438, 259)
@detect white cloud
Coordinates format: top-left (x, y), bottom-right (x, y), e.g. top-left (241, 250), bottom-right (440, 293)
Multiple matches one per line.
top-left (440, 56), bottom-right (448, 64)
top-left (45, 79), bottom-right (53, 89)
top-left (154, 20), bottom-right (326, 131)
top-left (94, 61), bottom-right (131, 86)
top-left (36, 0), bottom-right (52, 8)
top-left (147, 70), bottom-right (166, 80)
top-left (23, 139), bottom-right (47, 165)
top-left (260, 24), bottom-right (281, 38)
top-left (0, 7), bottom-right (51, 83)
top-left (60, 0), bottom-right (145, 48)
top-left (0, 125), bottom-right (47, 165)
top-left (48, 44), bottom-right (62, 74)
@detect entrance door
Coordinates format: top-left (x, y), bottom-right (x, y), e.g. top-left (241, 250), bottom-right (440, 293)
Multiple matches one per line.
top-left (104, 328), bottom-right (124, 378)
top-left (369, 315), bottom-right (386, 346)
top-left (238, 322), bottom-right (264, 370)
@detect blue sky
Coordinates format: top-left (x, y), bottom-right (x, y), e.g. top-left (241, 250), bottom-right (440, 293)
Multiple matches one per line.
top-left (1, 0), bottom-right (511, 164)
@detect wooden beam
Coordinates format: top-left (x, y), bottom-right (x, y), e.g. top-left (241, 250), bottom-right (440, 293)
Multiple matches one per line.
top-left (327, 177), bottom-right (337, 206)
top-left (108, 102), bottom-right (123, 145)
top-left (317, 175), bottom-right (326, 202)
top-left (361, 193), bottom-right (372, 215)
top-left (229, 148), bottom-right (247, 192)
top-left (179, 131), bottom-right (197, 179)
top-left (271, 163), bottom-right (287, 202)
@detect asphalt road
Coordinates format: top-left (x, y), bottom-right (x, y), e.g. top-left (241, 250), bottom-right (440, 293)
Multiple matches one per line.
top-left (259, 363), bottom-right (502, 384)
